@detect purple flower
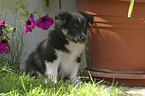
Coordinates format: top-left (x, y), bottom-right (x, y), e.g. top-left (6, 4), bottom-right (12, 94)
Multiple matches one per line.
top-left (0, 20), bottom-right (5, 36)
top-left (24, 13), bottom-right (36, 34)
top-left (0, 39), bottom-right (10, 54)
top-left (36, 14), bottom-right (54, 30)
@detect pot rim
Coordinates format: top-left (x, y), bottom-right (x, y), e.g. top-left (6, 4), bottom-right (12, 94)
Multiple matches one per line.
top-left (83, 69), bottom-right (145, 79)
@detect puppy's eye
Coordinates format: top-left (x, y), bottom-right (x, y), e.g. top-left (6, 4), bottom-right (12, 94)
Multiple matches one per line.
top-left (73, 26), bottom-right (78, 30)
top-left (74, 24), bottom-right (79, 28)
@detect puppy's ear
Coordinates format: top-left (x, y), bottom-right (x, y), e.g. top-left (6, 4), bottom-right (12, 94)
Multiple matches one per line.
top-left (79, 11), bottom-right (94, 25)
top-left (55, 11), bottom-right (72, 27)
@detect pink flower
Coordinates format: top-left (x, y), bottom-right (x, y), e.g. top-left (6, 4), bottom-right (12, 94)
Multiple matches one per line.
top-left (36, 14), bottom-right (54, 30)
top-left (0, 39), bottom-right (10, 54)
top-left (24, 13), bottom-right (36, 34)
top-left (0, 20), bottom-right (5, 26)
top-left (0, 20), bottom-right (5, 36)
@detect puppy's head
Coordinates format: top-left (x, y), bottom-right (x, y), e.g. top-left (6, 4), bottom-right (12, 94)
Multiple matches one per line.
top-left (55, 11), bottom-right (94, 43)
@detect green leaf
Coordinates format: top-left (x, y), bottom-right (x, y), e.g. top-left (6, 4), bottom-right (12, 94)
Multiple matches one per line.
top-left (36, 13), bottom-right (41, 18)
top-left (33, 8), bottom-right (41, 17)
top-left (11, 8), bottom-right (19, 14)
top-left (20, 13), bottom-right (29, 18)
top-left (2, 35), bottom-right (10, 40)
top-left (21, 7), bottom-right (25, 12)
top-left (24, 8), bottom-right (29, 15)
top-left (16, 1), bottom-right (23, 6)
top-left (1, 31), bottom-right (7, 36)
top-left (127, 0), bottom-right (135, 18)
top-left (6, 36), bottom-right (10, 40)
top-left (20, 19), bottom-right (26, 25)
top-left (20, 13), bottom-right (27, 17)
top-left (3, 28), bottom-right (9, 34)
top-left (33, 8), bottom-right (39, 14)
top-left (8, 26), bottom-right (16, 33)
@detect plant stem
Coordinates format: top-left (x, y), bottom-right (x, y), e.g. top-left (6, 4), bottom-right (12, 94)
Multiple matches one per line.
top-left (59, 0), bottom-right (61, 9)
top-left (46, 0), bottom-right (49, 7)
top-left (128, 0), bottom-right (135, 18)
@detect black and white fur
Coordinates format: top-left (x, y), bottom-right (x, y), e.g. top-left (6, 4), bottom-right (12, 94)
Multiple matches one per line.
top-left (24, 11), bottom-right (94, 83)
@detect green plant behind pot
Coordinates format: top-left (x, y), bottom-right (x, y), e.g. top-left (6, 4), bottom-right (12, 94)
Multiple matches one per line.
top-left (46, 0), bottom-right (61, 9)
top-left (128, 0), bottom-right (135, 18)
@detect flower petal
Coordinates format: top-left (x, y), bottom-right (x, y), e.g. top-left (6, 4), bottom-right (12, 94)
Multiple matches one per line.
top-left (0, 39), bottom-right (10, 54)
top-left (24, 13), bottom-right (36, 34)
top-left (0, 20), bottom-right (5, 25)
top-left (36, 14), bottom-right (54, 30)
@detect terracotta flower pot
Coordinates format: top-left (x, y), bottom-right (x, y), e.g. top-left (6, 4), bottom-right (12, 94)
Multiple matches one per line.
top-left (77, 0), bottom-right (145, 86)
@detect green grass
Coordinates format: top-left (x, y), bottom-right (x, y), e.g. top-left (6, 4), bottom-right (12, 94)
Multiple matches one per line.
top-left (0, 70), bottom-right (132, 96)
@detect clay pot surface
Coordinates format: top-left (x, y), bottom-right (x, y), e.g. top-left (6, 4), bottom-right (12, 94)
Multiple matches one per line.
top-left (77, 0), bottom-right (145, 86)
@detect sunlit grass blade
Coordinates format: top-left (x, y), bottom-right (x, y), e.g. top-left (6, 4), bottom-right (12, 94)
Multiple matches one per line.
top-left (20, 77), bottom-right (26, 93)
top-left (128, 0), bottom-right (135, 18)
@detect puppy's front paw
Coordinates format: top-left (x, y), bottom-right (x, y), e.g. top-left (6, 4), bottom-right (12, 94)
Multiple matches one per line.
top-left (71, 78), bottom-right (83, 84)
top-left (45, 79), bottom-right (48, 83)
top-left (73, 80), bottom-right (83, 84)
top-left (45, 78), bottom-right (57, 83)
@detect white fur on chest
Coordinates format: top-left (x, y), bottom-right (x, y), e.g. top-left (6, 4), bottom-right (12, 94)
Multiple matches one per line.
top-left (56, 40), bottom-right (85, 74)
top-left (45, 38), bottom-right (85, 83)
top-left (66, 40), bottom-right (85, 56)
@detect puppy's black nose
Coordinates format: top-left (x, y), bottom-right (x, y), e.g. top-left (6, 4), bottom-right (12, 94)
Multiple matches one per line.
top-left (82, 36), bottom-right (86, 41)
top-left (81, 32), bottom-right (86, 41)
top-left (80, 35), bottom-right (86, 41)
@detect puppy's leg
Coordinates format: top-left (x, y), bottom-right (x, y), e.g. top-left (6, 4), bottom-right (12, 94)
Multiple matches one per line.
top-left (35, 71), bottom-right (43, 77)
top-left (45, 60), bottom-right (60, 83)
top-left (70, 63), bottom-right (81, 84)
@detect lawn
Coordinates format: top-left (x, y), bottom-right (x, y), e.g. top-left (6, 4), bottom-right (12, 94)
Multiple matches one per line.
top-left (0, 69), bottom-right (132, 96)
